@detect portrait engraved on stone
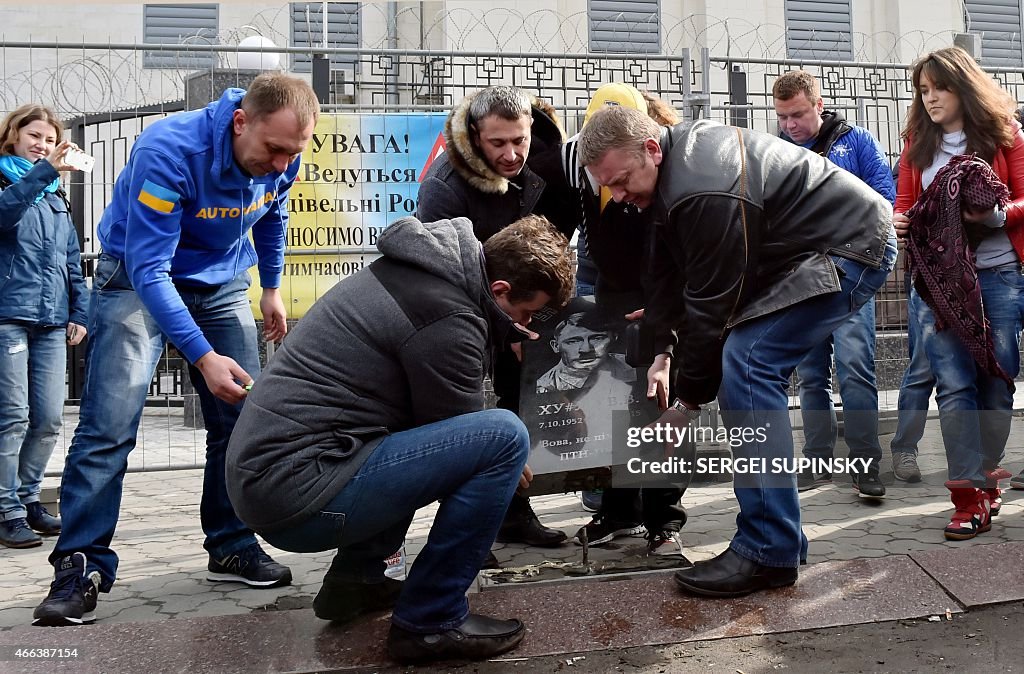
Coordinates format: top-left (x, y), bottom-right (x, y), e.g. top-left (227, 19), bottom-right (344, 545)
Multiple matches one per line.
top-left (520, 295), bottom-right (658, 475)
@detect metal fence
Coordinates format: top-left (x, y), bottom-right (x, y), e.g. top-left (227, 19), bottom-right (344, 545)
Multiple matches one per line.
top-left (10, 41), bottom-right (1020, 475)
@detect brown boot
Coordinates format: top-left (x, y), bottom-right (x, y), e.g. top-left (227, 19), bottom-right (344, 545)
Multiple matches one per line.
top-left (943, 480), bottom-right (992, 541)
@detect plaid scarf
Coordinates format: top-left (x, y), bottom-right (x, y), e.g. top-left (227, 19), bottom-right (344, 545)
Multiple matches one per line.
top-left (905, 153), bottom-right (1014, 388)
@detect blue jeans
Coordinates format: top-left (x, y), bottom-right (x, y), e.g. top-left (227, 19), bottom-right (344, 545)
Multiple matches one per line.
top-left (50, 253), bottom-right (261, 591)
top-left (262, 409), bottom-right (528, 633)
top-left (909, 265), bottom-right (1024, 484)
top-left (575, 280), bottom-right (596, 297)
top-left (576, 251), bottom-right (598, 297)
top-left (891, 273), bottom-right (935, 456)
top-left (718, 239), bottom-right (897, 568)
top-left (0, 323), bottom-right (66, 520)
top-left (796, 298), bottom-right (882, 467)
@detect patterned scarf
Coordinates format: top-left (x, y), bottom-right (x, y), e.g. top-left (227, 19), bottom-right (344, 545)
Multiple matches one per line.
top-left (905, 153), bottom-right (1014, 388)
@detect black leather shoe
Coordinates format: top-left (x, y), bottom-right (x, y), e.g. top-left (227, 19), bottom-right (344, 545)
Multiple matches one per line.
top-left (496, 496), bottom-right (567, 547)
top-left (496, 515), bottom-right (567, 546)
top-left (26, 502), bottom-right (61, 535)
top-left (313, 576), bottom-right (403, 623)
top-left (386, 613), bottom-right (525, 664)
top-left (482, 551), bottom-right (500, 570)
top-left (674, 548), bottom-right (798, 598)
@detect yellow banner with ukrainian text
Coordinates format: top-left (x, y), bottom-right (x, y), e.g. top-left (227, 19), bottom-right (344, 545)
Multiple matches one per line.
top-left (247, 112), bottom-right (448, 319)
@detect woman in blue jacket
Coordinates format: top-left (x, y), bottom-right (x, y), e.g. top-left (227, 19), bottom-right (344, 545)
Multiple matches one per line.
top-left (0, 105), bottom-right (88, 548)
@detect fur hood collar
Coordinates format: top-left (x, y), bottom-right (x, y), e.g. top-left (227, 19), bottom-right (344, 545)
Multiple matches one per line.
top-left (444, 92), bottom-right (564, 195)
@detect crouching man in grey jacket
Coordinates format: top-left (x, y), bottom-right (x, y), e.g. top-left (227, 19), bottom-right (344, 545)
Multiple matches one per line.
top-left (226, 215), bottom-right (573, 664)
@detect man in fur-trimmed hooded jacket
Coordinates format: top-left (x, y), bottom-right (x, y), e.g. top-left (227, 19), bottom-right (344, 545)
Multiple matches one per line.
top-left (417, 86), bottom-right (571, 240)
top-left (416, 86), bottom-right (570, 552)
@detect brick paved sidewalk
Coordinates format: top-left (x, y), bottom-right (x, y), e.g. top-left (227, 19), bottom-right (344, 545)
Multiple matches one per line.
top-left (3, 405), bottom-right (1024, 631)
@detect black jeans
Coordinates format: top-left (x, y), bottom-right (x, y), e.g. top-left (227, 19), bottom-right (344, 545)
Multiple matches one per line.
top-left (600, 487), bottom-right (686, 531)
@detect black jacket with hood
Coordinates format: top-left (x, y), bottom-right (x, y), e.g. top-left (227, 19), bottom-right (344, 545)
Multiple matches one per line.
top-left (416, 91), bottom-right (569, 241)
top-left (226, 217), bottom-right (517, 534)
top-left (529, 132), bottom-right (652, 300)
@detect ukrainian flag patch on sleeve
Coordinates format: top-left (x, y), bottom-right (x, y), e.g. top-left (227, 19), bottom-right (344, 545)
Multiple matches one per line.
top-left (137, 179), bottom-right (180, 214)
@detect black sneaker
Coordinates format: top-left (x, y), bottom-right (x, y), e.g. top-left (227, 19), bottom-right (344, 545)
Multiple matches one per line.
top-left (852, 472), bottom-right (886, 499)
top-left (1010, 470), bottom-right (1024, 490)
top-left (314, 576), bottom-right (403, 623)
top-left (33, 552), bottom-right (101, 626)
top-left (26, 502), bottom-right (61, 535)
top-left (645, 530), bottom-right (689, 558)
top-left (580, 489), bottom-right (603, 513)
top-left (207, 543), bottom-right (292, 588)
top-left (0, 517), bottom-right (42, 548)
top-left (574, 515), bottom-right (645, 546)
top-left (645, 507), bottom-right (688, 556)
top-left (796, 468), bottom-right (832, 492)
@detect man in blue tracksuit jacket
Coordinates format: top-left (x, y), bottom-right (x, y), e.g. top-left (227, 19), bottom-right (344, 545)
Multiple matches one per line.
top-left (33, 74), bottom-right (320, 627)
top-left (772, 70), bottom-right (896, 499)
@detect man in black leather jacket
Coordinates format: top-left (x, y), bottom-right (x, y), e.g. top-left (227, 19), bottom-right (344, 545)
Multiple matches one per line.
top-left (579, 107), bottom-right (897, 598)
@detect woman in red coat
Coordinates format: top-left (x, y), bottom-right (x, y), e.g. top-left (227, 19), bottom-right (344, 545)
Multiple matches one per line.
top-left (894, 46), bottom-right (1024, 540)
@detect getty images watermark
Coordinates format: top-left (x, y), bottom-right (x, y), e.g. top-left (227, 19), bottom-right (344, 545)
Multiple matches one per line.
top-left (609, 409), bottom-right (873, 489)
top-left (625, 422), bottom-right (871, 475)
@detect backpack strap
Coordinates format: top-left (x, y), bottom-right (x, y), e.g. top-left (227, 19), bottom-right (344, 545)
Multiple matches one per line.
top-left (54, 186), bottom-right (72, 212)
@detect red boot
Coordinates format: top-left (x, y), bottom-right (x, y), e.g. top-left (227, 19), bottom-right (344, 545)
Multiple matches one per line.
top-left (943, 480), bottom-right (992, 541)
top-left (984, 468), bottom-right (1012, 517)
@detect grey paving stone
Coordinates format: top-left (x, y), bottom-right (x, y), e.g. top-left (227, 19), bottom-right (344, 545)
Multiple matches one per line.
top-left (154, 593), bottom-right (220, 614)
top-left (102, 604), bottom-right (166, 624)
top-left (7, 405), bottom-right (1024, 633)
top-left (118, 574), bottom-right (196, 594)
top-left (0, 606), bottom-right (35, 630)
top-left (230, 591), bottom-right (296, 610)
top-left (170, 603), bottom-right (252, 620)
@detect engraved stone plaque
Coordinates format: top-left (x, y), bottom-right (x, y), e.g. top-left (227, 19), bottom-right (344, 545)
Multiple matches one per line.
top-left (519, 295), bottom-right (660, 477)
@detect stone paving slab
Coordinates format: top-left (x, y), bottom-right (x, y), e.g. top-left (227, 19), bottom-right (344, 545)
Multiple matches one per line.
top-left (0, 553), bottom-right (964, 673)
top-left (473, 555), bottom-right (963, 658)
top-left (910, 541), bottom-right (1024, 607)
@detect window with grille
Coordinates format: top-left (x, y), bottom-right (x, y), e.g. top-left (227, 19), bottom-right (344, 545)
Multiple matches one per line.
top-left (144, 4), bottom-right (219, 69)
top-left (785, 0), bottom-right (853, 60)
top-left (965, 0), bottom-right (1024, 66)
top-left (588, 0), bottom-right (660, 54)
top-left (291, 2), bottom-right (360, 72)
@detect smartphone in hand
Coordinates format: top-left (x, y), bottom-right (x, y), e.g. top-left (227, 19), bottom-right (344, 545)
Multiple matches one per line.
top-left (65, 149), bottom-right (95, 173)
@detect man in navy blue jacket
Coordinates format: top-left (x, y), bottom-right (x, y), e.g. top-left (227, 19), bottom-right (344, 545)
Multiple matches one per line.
top-left (33, 74), bottom-right (319, 627)
top-left (773, 70), bottom-right (896, 499)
